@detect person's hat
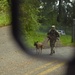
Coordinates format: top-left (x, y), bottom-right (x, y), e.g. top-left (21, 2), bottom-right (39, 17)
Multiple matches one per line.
top-left (51, 25), bottom-right (55, 28)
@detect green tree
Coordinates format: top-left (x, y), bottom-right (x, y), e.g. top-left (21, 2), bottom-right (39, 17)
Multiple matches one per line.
top-left (19, 0), bottom-right (41, 35)
top-left (0, 0), bottom-right (10, 13)
top-left (38, 0), bottom-right (75, 34)
top-left (39, 0), bottom-right (59, 32)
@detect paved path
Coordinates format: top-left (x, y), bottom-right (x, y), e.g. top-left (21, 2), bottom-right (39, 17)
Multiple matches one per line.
top-left (0, 26), bottom-right (75, 75)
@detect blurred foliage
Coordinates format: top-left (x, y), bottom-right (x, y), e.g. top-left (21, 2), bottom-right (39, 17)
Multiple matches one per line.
top-left (16, 0), bottom-right (75, 45)
top-left (0, 0), bottom-right (9, 13)
top-left (0, 0), bottom-right (75, 44)
top-left (19, 0), bottom-right (41, 35)
top-left (39, 0), bottom-right (75, 33)
top-left (0, 0), bottom-right (75, 33)
top-left (0, 0), bottom-right (11, 26)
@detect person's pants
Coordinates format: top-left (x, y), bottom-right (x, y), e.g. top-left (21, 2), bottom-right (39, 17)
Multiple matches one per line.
top-left (50, 40), bottom-right (56, 53)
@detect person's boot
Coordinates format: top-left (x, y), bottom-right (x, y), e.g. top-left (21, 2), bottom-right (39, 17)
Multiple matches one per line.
top-left (53, 50), bottom-right (55, 53)
top-left (50, 50), bottom-right (53, 55)
top-left (50, 50), bottom-right (55, 55)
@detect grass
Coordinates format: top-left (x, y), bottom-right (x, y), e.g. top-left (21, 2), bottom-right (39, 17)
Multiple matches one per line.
top-left (25, 32), bottom-right (47, 47)
top-left (25, 32), bottom-right (73, 47)
top-left (0, 13), bottom-right (11, 27)
top-left (60, 35), bottom-right (73, 46)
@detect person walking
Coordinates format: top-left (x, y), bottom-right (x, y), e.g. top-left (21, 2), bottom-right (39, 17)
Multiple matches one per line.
top-left (47, 25), bottom-right (60, 55)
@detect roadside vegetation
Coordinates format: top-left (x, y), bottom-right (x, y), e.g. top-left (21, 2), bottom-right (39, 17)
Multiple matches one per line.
top-left (0, 13), bottom-right (11, 27)
top-left (18, 0), bottom-right (75, 47)
top-left (60, 35), bottom-right (72, 46)
top-left (0, 0), bottom-right (74, 47)
top-left (26, 32), bottom-right (73, 47)
top-left (0, 0), bottom-right (11, 27)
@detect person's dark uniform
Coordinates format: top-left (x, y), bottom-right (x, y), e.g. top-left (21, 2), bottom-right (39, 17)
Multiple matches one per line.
top-left (47, 25), bottom-right (60, 55)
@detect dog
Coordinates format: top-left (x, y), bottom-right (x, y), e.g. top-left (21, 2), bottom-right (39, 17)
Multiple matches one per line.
top-left (34, 41), bottom-right (43, 54)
